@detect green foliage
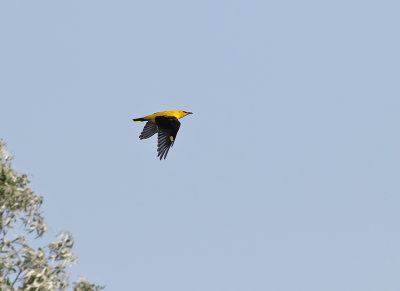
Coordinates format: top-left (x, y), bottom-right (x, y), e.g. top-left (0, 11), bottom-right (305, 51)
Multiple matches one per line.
top-left (73, 278), bottom-right (104, 291)
top-left (0, 139), bottom-right (104, 291)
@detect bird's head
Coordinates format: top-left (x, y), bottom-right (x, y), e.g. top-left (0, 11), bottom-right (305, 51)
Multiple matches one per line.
top-left (181, 110), bottom-right (193, 118)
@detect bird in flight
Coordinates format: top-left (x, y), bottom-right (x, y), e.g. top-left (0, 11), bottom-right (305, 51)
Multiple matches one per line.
top-left (133, 110), bottom-right (193, 159)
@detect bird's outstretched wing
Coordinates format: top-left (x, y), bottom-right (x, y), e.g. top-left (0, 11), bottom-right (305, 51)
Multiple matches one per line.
top-left (139, 121), bottom-right (158, 139)
top-left (155, 116), bottom-right (181, 159)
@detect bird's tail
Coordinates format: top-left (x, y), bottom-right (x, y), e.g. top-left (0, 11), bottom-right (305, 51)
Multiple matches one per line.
top-left (133, 117), bottom-right (147, 122)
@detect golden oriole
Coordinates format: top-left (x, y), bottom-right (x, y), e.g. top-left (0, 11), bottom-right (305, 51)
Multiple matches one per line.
top-left (133, 110), bottom-right (193, 159)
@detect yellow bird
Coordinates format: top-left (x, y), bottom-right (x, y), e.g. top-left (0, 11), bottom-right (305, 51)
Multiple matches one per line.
top-left (133, 110), bottom-right (193, 159)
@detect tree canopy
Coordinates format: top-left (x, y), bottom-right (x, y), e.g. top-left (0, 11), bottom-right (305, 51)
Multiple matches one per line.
top-left (0, 139), bottom-right (103, 291)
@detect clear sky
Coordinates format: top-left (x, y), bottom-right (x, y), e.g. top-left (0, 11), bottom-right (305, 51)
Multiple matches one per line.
top-left (1, 0), bottom-right (400, 290)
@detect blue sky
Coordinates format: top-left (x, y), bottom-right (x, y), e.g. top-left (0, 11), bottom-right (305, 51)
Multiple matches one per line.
top-left (1, 0), bottom-right (400, 290)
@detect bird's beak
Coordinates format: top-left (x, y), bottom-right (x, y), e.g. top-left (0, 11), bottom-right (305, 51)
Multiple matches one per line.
top-left (187, 112), bottom-right (193, 115)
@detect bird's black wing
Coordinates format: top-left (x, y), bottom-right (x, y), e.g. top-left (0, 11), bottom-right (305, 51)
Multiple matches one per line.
top-left (155, 116), bottom-right (181, 159)
top-left (139, 121), bottom-right (158, 139)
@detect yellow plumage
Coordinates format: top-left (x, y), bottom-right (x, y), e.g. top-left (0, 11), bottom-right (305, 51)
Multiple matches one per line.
top-left (133, 110), bottom-right (192, 123)
top-left (132, 110), bottom-right (193, 159)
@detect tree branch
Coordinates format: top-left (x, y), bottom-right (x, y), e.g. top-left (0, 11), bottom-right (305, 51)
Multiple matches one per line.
top-left (11, 269), bottom-right (22, 287)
